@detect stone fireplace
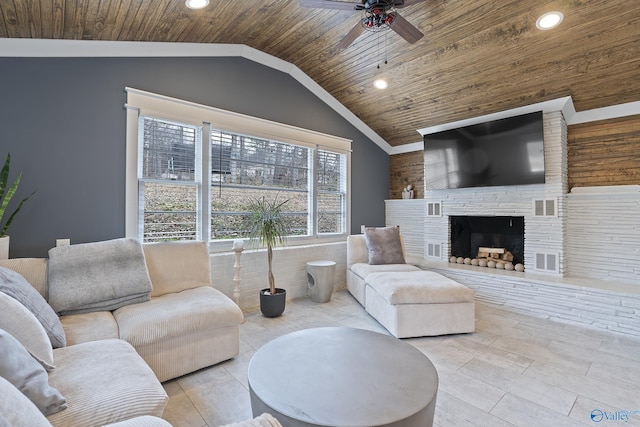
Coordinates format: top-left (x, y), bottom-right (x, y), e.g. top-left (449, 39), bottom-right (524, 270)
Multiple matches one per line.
top-left (421, 111), bottom-right (567, 275)
top-left (450, 216), bottom-right (525, 265)
top-left (385, 108), bottom-right (640, 337)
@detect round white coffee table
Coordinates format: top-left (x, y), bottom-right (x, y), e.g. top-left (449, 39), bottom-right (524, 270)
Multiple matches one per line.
top-left (248, 327), bottom-right (438, 427)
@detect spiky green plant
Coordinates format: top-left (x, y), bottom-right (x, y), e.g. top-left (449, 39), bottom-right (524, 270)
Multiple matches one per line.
top-left (0, 153), bottom-right (36, 237)
top-left (245, 195), bottom-right (290, 295)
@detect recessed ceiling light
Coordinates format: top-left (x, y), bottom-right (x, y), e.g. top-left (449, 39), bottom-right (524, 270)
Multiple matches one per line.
top-left (373, 79), bottom-right (388, 90)
top-left (536, 11), bottom-right (564, 30)
top-left (185, 0), bottom-right (209, 9)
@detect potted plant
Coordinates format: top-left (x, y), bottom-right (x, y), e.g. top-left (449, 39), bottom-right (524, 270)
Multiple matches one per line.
top-left (0, 153), bottom-right (36, 259)
top-left (245, 195), bottom-right (291, 317)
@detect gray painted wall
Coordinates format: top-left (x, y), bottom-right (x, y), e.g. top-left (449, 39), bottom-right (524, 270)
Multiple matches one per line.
top-left (0, 56), bottom-right (389, 257)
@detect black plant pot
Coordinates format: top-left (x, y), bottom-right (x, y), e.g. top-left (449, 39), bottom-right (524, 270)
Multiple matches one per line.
top-left (260, 288), bottom-right (286, 318)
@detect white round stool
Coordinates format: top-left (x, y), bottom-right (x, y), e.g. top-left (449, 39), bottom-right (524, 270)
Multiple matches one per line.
top-left (306, 260), bottom-right (336, 303)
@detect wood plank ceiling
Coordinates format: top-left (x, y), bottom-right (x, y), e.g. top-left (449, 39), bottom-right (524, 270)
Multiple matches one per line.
top-left (1, 0), bottom-right (640, 147)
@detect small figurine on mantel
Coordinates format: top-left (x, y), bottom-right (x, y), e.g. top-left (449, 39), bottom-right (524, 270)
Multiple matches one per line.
top-left (402, 184), bottom-right (414, 199)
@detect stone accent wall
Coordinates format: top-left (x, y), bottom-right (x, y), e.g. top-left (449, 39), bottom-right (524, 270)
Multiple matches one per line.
top-left (426, 265), bottom-right (640, 337)
top-left (388, 193), bottom-right (640, 336)
top-left (386, 111), bottom-right (640, 337)
top-left (417, 112), bottom-right (567, 274)
top-left (385, 199), bottom-right (425, 256)
top-left (210, 242), bottom-right (347, 311)
top-left (567, 186), bottom-right (640, 282)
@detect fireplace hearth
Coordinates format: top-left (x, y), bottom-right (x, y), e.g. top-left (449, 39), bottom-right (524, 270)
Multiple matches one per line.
top-left (450, 216), bottom-right (525, 265)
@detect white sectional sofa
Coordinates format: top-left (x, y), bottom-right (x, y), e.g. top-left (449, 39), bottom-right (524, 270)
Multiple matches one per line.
top-left (0, 238), bottom-right (244, 426)
top-left (347, 228), bottom-right (475, 338)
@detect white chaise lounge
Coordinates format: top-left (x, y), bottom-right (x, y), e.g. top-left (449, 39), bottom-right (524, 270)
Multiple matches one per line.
top-left (347, 227), bottom-right (475, 338)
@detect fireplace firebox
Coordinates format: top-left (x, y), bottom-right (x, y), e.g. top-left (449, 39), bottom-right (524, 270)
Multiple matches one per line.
top-left (450, 216), bottom-right (525, 265)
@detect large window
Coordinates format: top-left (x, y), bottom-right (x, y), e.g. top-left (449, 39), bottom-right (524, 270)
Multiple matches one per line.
top-left (209, 130), bottom-right (311, 240)
top-left (126, 88), bottom-right (351, 248)
top-left (139, 118), bottom-right (202, 242)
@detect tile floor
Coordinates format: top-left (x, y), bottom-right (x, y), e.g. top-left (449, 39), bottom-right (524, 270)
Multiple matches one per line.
top-left (161, 290), bottom-right (640, 427)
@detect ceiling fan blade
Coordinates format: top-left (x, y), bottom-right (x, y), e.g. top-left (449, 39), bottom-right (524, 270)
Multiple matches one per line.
top-left (391, 13), bottom-right (424, 44)
top-left (299, 0), bottom-right (360, 11)
top-left (336, 23), bottom-right (365, 50)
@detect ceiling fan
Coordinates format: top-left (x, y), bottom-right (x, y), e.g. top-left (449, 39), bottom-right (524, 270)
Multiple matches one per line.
top-left (299, 0), bottom-right (425, 49)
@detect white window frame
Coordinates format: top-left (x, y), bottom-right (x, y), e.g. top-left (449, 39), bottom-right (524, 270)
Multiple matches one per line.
top-left (125, 87), bottom-right (351, 250)
top-left (137, 117), bottom-right (204, 242)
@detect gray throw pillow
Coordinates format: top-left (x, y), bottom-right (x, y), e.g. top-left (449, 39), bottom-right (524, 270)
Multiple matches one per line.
top-left (0, 328), bottom-right (67, 416)
top-left (364, 226), bottom-right (406, 265)
top-left (0, 267), bottom-right (66, 348)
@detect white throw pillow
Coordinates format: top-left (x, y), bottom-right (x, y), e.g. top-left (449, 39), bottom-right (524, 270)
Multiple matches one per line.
top-left (0, 266), bottom-right (66, 348)
top-left (0, 291), bottom-right (55, 370)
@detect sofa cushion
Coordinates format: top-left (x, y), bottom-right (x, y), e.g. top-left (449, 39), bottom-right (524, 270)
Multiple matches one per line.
top-left (48, 339), bottom-right (168, 427)
top-left (60, 311), bottom-right (119, 346)
top-left (0, 266), bottom-right (66, 348)
top-left (364, 226), bottom-right (406, 265)
top-left (114, 286), bottom-right (244, 347)
top-left (143, 241), bottom-right (212, 297)
top-left (48, 238), bottom-right (153, 316)
top-left (366, 270), bottom-right (474, 305)
top-left (0, 291), bottom-right (55, 370)
top-left (350, 262), bottom-right (421, 279)
top-left (0, 329), bottom-right (67, 416)
top-left (346, 235), bottom-right (369, 267)
top-left (0, 376), bottom-right (53, 427)
top-left (0, 257), bottom-right (48, 298)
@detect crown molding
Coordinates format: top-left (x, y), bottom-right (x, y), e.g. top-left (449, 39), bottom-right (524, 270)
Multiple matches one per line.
top-left (389, 97), bottom-right (575, 155)
top-left (393, 96), bottom-right (640, 155)
top-left (570, 100), bottom-right (640, 125)
top-left (416, 96), bottom-right (575, 137)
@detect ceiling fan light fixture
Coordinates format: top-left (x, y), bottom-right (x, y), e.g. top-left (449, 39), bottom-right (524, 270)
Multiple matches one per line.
top-left (536, 11), bottom-right (563, 30)
top-left (361, 8), bottom-right (397, 32)
top-left (185, 0), bottom-right (209, 9)
top-left (373, 78), bottom-right (389, 90)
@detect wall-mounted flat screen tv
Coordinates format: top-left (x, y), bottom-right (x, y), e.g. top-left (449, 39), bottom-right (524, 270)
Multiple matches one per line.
top-left (423, 111), bottom-right (545, 190)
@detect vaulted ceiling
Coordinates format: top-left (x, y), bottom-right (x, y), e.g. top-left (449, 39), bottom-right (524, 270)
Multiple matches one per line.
top-left (1, 0), bottom-right (639, 147)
